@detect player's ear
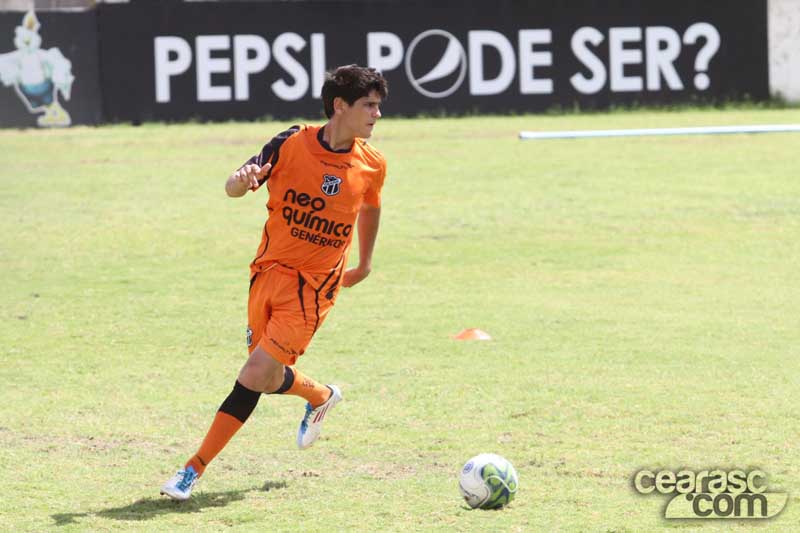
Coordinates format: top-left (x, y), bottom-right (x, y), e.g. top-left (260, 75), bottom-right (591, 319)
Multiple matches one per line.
top-left (333, 97), bottom-right (347, 115)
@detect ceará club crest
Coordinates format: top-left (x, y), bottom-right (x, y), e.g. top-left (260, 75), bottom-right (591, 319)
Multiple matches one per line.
top-left (321, 174), bottom-right (342, 196)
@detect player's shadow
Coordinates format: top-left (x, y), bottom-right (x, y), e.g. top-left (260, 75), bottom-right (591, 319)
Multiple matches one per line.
top-left (51, 480), bottom-right (288, 526)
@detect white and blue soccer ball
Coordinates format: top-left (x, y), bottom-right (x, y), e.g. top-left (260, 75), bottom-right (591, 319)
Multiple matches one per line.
top-left (458, 453), bottom-right (519, 509)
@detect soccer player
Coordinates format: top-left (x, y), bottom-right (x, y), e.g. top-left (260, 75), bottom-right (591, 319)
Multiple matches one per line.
top-left (161, 65), bottom-right (388, 500)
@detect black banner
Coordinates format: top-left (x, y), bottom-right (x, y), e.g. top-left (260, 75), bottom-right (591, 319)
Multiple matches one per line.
top-left (96, 0), bottom-right (768, 122)
top-left (0, 9), bottom-right (102, 128)
top-left (0, 0), bottom-right (769, 126)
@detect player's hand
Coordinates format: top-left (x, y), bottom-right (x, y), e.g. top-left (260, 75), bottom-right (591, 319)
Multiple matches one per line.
top-left (233, 163), bottom-right (271, 191)
top-left (342, 265), bottom-right (371, 288)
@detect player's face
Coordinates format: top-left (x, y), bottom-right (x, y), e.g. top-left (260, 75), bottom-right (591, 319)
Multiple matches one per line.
top-left (341, 90), bottom-right (382, 139)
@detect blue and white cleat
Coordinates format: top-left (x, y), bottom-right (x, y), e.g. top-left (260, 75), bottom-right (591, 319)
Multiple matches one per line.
top-left (160, 466), bottom-right (198, 501)
top-left (297, 385), bottom-right (342, 449)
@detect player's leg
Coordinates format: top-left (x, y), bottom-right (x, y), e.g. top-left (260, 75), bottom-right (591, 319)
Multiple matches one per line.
top-left (265, 271), bottom-right (342, 449)
top-left (161, 346), bottom-right (282, 500)
top-left (161, 271), bottom-right (277, 500)
top-left (269, 364), bottom-right (332, 406)
top-left (184, 346), bottom-right (283, 469)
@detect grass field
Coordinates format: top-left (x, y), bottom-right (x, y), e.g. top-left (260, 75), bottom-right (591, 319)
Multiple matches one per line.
top-left (1, 108), bottom-right (799, 531)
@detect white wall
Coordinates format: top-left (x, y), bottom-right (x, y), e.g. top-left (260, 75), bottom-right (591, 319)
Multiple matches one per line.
top-left (769, 0), bottom-right (800, 102)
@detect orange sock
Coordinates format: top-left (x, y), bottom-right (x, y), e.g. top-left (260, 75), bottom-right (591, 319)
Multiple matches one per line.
top-left (185, 411), bottom-right (244, 476)
top-left (284, 368), bottom-right (331, 407)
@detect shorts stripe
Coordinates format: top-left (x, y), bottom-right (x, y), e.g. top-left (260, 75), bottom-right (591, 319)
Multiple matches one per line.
top-left (297, 272), bottom-right (307, 324)
top-left (311, 267), bottom-right (336, 333)
top-left (312, 290), bottom-right (321, 334)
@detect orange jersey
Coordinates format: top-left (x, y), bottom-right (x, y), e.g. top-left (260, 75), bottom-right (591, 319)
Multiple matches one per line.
top-left (245, 125), bottom-right (386, 289)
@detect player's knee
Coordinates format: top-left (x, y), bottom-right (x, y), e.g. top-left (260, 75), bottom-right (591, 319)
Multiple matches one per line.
top-left (239, 347), bottom-right (285, 392)
top-left (262, 363), bottom-right (285, 393)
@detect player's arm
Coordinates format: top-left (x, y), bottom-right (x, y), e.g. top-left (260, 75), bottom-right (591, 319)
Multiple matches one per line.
top-left (342, 204), bottom-right (381, 287)
top-left (225, 162), bottom-right (271, 197)
top-left (225, 125), bottom-right (300, 198)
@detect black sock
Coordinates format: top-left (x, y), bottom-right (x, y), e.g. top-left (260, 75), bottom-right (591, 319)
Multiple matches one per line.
top-left (269, 366), bottom-right (296, 394)
top-left (218, 380), bottom-right (261, 423)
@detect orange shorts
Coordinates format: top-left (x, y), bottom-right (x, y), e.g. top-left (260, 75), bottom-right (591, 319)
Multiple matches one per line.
top-left (247, 263), bottom-right (339, 365)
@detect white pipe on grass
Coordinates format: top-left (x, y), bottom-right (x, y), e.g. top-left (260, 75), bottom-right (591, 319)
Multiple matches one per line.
top-left (519, 124), bottom-right (800, 140)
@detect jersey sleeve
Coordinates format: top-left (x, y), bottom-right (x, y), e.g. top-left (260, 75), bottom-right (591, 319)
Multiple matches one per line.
top-left (363, 158), bottom-right (387, 208)
top-left (241, 125), bottom-right (301, 186)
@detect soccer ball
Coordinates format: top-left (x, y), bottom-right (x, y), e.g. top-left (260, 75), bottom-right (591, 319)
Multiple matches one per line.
top-left (459, 453), bottom-right (519, 509)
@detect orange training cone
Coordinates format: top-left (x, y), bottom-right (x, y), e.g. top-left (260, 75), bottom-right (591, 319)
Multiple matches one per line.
top-left (453, 328), bottom-right (492, 341)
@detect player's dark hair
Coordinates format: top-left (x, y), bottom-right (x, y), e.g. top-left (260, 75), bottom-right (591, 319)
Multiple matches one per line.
top-left (321, 65), bottom-right (388, 118)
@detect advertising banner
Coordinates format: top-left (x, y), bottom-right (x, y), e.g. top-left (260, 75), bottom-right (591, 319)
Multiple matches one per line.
top-left (1, 0), bottom-right (769, 125)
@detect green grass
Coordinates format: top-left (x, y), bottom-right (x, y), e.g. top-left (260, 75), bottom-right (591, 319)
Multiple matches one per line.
top-left (1, 108), bottom-right (799, 531)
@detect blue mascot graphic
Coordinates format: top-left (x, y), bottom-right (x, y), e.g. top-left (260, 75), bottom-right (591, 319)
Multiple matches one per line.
top-left (0, 10), bottom-right (74, 127)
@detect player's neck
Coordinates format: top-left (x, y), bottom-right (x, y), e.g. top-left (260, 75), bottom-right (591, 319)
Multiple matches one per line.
top-left (321, 120), bottom-right (355, 152)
